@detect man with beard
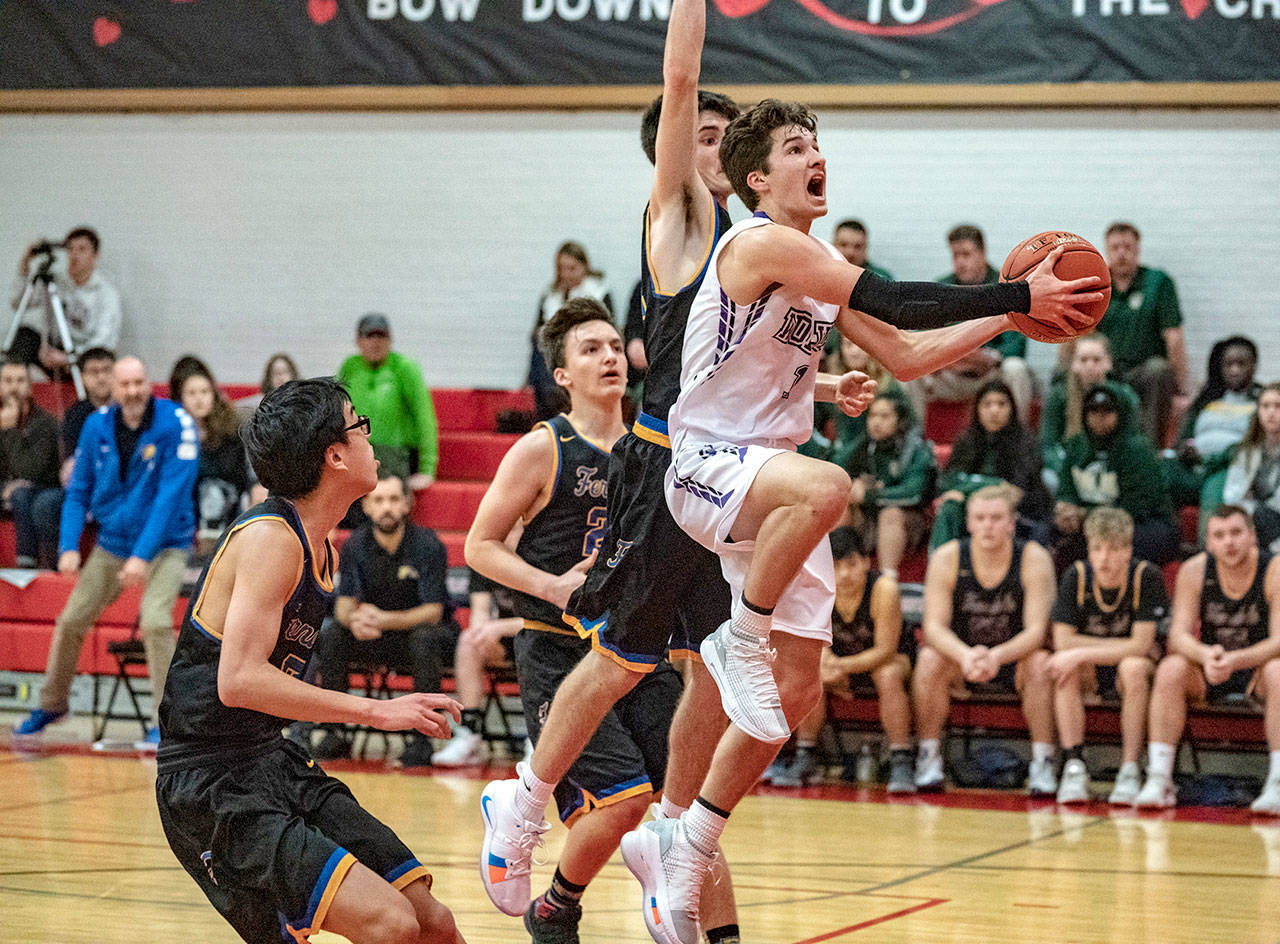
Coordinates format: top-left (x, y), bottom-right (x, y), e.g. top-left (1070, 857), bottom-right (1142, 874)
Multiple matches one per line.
top-left (310, 473), bottom-right (455, 768)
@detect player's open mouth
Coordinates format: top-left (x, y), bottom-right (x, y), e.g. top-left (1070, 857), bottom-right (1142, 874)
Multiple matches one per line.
top-left (807, 174), bottom-right (825, 198)
top-left (602, 370), bottom-right (622, 381)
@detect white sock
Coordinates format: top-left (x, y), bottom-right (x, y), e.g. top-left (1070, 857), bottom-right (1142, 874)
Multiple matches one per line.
top-left (1032, 742), bottom-right (1055, 766)
top-left (683, 801), bottom-right (727, 858)
top-left (732, 600), bottom-right (772, 642)
top-left (1268, 750), bottom-right (1280, 782)
top-left (1147, 742), bottom-right (1176, 780)
top-left (918, 739), bottom-right (941, 762)
top-left (516, 762), bottom-right (554, 822)
top-left (658, 795), bottom-right (688, 820)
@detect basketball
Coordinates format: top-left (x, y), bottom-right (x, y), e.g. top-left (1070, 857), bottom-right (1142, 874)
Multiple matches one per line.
top-left (1000, 231), bottom-right (1111, 344)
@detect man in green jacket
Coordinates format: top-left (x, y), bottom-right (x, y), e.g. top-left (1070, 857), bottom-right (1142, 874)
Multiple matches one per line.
top-left (337, 313), bottom-right (438, 490)
top-left (1054, 385), bottom-right (1179, 568)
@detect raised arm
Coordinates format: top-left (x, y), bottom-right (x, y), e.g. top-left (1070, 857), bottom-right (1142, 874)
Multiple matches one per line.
top-left (647, 0), bottom-right (718, 290)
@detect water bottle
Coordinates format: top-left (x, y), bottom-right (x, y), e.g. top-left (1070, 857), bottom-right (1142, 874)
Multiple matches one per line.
top-left (856, 743), bottom-right (875, 783)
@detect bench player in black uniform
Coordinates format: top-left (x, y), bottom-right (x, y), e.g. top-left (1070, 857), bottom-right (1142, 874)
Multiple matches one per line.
top-left (155, 378), bottom-right (464, 944)
top-left (467, 300), bottom-right (687, 942)
top-left (913, 484), bottom-right (1058, 795)
top-left (476, 2), bottom-right (744, 942)
top-left (769, 526), bottom-right (915, 791)
top-left (1137, 504), bottom-right (1280, 813)
top-left (1047, 507), bottom-right (1169, 805)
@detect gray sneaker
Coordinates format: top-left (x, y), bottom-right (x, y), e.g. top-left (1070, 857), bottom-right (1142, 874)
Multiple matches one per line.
top-left (524, 899), bottom-right (583, 944)
top-left (887, 750), bottom-right (916, 794)
top-left (699, 619), bottom-right (790, 744)
top-left (1108, 762), bottom-right (1142, 806)
top-left (620, 817), bottom-right (709, 944)
top-left (1056, 758), bottom-right (1090, 804)
top-left (771, 750), bottom-right (819, 788)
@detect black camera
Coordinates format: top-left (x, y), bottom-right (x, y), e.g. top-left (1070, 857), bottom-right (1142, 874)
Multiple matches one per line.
top-left (31, 239), bottom-right (63, 257)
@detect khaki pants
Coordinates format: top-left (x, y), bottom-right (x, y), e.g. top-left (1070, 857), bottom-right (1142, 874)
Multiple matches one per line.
top-left (39, 546), bottom-right (187, 724)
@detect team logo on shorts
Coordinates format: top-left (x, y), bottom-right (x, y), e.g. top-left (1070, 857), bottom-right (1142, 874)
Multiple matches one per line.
top-left (200, 850), bottom-right (218, 885)
top-left (607, 539), bottom-right (633, 568)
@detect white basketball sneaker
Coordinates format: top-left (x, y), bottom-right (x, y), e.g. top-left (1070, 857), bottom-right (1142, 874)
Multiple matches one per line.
top-left (1250, 776), bottom-right (1280, 816)
top-left (699, 620), bottom-right (789, 744)
top-left (1134, 772), bottom-right (1178, 809)
top-left (620, 817), bottom-right (710, 944)
top-left (479, 770), bottom-right (550, 916)
top-left (433, 726), bottom-right (486, 767)
top-left (1108, 762), bottom-right (1143, 806)
top-left (1056, 759), bottom-right (1090, 805)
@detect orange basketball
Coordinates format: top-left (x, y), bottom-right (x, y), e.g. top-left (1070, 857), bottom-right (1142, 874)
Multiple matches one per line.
top-left (1000, 231), bottom-right (1111, 344)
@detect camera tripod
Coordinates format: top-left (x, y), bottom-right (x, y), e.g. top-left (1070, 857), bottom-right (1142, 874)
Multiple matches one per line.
top-left (3, 250), bottom-right (85, 398)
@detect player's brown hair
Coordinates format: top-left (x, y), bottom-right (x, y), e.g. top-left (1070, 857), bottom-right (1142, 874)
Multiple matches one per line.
top-left (947, 224), bottom-right (985, 251)
top-left (719, 99), bottom-right (818, 211)
top-left (538, 297), bottom-right (618, 372)
top-left (1105, 222), bottom-right (1141, 241)
top-left (641, 90), bottom-right (740, 166)
top-left (1083, 507), bottom-right (1134, 545)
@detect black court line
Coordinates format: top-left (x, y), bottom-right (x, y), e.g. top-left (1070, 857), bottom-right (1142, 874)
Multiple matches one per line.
top-left (858, 815), bottom-right (1112, 894)
top-left (0, 882), bottom-right (210, 910)
top-left (0, 780), bottom-right (152, 814)
top-left (0, 866), bottom-right (180, 878)
top-left (957, 863), bottom-right (1280, 882)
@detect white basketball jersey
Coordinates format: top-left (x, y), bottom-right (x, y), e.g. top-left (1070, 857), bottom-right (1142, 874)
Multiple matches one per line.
top-left (669, 215), bottom-right (843, 449)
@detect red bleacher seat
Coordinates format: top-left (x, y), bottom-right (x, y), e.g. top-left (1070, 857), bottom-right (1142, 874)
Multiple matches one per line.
top-left (436, 431), bottom-right (519, 481)
top-left (432, 388), bottom-right (535, 432)
top-left (0, 520), bottom-right (14, 568)
top-left (413, 481), bottom-right (488, 533)
top-left (924, 399), bottom-right (970, 446)
top-left (438, 530), bottom-right (467, 568)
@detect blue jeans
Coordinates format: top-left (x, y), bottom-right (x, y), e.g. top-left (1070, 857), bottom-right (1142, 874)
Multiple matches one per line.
top-left (9, 485), bottom-right (61, 567)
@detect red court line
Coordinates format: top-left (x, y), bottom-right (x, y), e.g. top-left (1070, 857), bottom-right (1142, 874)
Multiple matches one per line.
top-left (791, 897), bottom-right (948, 943)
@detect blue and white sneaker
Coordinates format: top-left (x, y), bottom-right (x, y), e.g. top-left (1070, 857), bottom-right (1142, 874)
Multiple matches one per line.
top-left (620, 817), bottom-right (710, 944)
top-left (135, 726), bottom-right (161, 753)
top-left (14, 708), bottom-right (67, 736)
top-left (479, 768), bottom-right (549, 916)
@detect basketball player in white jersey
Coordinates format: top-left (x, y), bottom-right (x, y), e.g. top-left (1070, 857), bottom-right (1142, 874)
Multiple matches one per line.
top-left (617, 100), bottom-right (1104, 943)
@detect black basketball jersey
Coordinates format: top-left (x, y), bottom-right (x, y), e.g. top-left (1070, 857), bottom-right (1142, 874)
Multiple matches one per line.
top-left (1051, 558), bottom-right (1169, 639)
top-left (1200, 551), bottom-right (1272, 651)
top-left (637, 199), bottom-right (733, 422)
top-left (831, 572), bottom-right (880, 658)
top-left (952, 539), bottom-right (1026, 649)
top-left (156, 497), bottom-right (335, 772)
top-left (512, 414), bottom-right (611, 633)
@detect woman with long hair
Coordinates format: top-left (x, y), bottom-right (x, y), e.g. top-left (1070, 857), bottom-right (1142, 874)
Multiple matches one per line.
top-left (529, 241), bottom-right (613, 419)
top-left (1222, 381), bottom-right (1280, 551)
top-left (930, 379), bottom-right (1051, 548)
top-left (169, 356), bottom-right (252, 549)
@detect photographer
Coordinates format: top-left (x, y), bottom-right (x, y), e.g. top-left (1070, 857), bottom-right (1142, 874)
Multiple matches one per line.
top-left (7, 228), bottom-right (122, 374)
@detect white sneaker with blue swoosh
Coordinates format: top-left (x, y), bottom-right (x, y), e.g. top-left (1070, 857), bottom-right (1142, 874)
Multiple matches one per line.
top-left (480, 775), bottom-right (549, 916)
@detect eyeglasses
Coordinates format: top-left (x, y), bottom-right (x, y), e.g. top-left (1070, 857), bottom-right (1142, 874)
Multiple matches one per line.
top-left (344, 415), bottom-right (371, 437)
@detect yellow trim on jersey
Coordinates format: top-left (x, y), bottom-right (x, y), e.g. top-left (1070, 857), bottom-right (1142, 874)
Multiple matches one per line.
top-left (587, 631), bottom-right (660, 674)
top-left (559, 413), bottom-right (616, 456)
top-left (523, 618), bottom-right (581, 638)
top-left (390, 864), bottom-right (432, 892)
top-left (563, 781), bottom-right (654, 828)
top-left (538, 421), bottom-right (560, 505)
top-left (668, 648), bottom-right (703, 664)
top-left (632, 418), bottom-right (671, 449)
top-left (644, 192), bottom-right (719, 298)
top-left (191, 514), bottom-right (297, 641)
top-left (1133, 560), bottom-right (1148, 610)
top-left (293, 510), bottom-right (335, 592)
top-left (1075, 560), bottom-right (1086, 608)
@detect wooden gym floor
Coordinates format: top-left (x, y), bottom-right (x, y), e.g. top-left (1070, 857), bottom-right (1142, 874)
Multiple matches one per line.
top-left (2, 720), bottom-right (1278, 944)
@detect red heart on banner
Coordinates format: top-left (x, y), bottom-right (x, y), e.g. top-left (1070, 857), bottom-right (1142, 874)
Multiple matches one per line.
top-left (308, 0), bottom-right (338, 23)
top-left (93, 16), bottom-right (121, 46)
top-left (1179, 0), bottom-right (1208, 17)
top-left (711, 0), bottom-right (773, 17)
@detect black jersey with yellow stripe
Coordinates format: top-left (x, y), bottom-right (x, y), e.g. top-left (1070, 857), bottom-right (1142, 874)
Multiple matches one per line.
top-left (157, 496), bottom-right (335, 772)
top-left (512, 414), bottom-right (611, 635)
top-left (638, 197), bottom-right (733, 423)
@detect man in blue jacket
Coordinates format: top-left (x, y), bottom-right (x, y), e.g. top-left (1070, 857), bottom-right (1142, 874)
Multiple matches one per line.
top-left (14, 356), bottom-right (197, 748)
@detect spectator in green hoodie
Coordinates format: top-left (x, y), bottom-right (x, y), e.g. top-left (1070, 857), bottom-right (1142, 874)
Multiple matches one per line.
top-left (337, 312), bottom-right (438, 490)
top-left (842, 393), bottom-right (935, 578)
top-left (1053, 384), bottom-right (1178, 569)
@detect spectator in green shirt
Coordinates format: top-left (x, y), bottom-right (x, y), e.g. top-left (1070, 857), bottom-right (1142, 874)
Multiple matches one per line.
top-left (824, 219), bottom-right (894, 359)
top-left (904, 224), bottom-right (1035, 426)
top-left (1061, 222), bottom-right (1189, 447)
top-left (337, 313), bottom-right (438, 490)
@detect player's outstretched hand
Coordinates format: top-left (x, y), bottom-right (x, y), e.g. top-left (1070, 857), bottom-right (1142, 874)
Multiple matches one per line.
top-left (371, 692), bottom-right (463, 739)
top-left (835, 370), bottom-right (877, 418)
top-left (1025, 247), bottom-right (1105, 334)
top-left (546, 550), bottom-right (598, 610)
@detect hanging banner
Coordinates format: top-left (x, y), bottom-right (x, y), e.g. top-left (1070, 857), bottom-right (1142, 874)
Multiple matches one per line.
top-left (0, 0), bottom-right (1277, 90)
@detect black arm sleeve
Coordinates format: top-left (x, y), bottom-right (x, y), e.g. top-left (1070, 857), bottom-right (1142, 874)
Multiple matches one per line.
top-left (848, 271), bottom-right (1031, 330)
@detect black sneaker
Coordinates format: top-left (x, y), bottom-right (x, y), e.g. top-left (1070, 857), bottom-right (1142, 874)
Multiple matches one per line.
top-left (396, 736), bottom-right (434, 769)
top-left (312, 729), bottom-right (351, 761)
top-left (524, 898), bottom-right (582, 944)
